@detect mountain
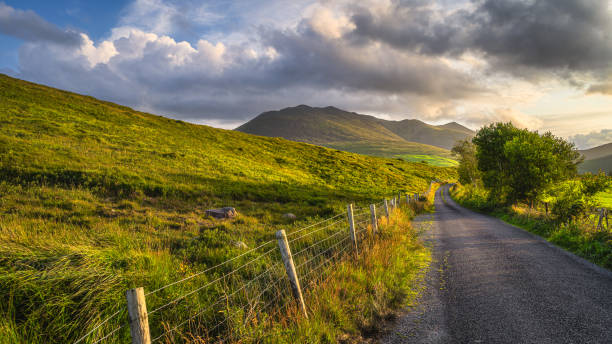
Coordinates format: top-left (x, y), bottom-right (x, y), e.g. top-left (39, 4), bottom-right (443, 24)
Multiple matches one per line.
top-left (0, 74), bottom-right (456, 342)
top-left (235, 105), bottom-right (474, 159)
top-left (579, 143), bottom-right (612, 174)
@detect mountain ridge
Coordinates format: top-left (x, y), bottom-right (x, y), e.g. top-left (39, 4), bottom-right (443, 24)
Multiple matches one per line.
top-left (236, 105), bottom-right (474, 159)
top-left (579, 143), bottom-right (612, 174)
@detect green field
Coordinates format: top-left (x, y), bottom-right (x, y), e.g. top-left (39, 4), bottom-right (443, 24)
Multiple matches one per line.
top-left (0, 74), bottom-right (454, 343)
top-left (595, 190), bottom-right (612, 208)
top-left (395, 154), bottom-right (459, 167)
top-left (324, 141), bottom-right (454, 159)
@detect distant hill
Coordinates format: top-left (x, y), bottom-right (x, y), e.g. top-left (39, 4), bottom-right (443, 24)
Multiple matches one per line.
top-left (236, 105), bottom-right (474, 160)
top-left (579, 143), bottom-right (612, 174)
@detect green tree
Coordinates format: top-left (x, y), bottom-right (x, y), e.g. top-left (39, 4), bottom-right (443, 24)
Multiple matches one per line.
top-left (451, 139), bottom-right (480, 186)
top-left (472, 123), bottom-right (522, 204)
top-left (581, 171), bottom-right (611, 197)
top-left (504, 131), bottom-right (581, 206)
top-left (472, 122), bottom-right (581, 206)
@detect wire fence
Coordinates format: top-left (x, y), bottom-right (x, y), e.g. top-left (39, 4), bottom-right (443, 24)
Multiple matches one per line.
top-left (524, 202), bottom-right (611, 232)
top-left (581, 208), bottom-right (610, 231)
top-left (74, 183), bottom-right (436, 344)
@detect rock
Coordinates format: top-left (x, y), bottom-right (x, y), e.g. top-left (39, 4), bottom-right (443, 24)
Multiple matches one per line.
top-left (233, 241), bottom-right (248, 249)
top-left (282, 213), bottom-right (297, 220)
top-left (206, 207), bottom-right (238, 219)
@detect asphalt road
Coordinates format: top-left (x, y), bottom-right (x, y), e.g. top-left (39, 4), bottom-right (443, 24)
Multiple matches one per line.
top-left (382, 184), bottom-right (612, 344)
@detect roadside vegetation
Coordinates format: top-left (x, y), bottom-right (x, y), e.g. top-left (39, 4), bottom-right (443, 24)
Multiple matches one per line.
top-left (269, 202), bottom-right (435, 343)
top-left (595, 190), bottom-right (612, 208)
top-left (449, 122), bottom-right (611, 269)
top-left (0, 74), bottom-right (454, 343)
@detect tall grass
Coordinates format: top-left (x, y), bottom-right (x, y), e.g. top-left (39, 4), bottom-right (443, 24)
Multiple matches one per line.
top-left (0, 74), bottom-right (454, 343)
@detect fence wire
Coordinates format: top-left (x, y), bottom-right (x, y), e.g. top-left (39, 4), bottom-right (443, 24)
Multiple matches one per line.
top-left (73, 187), bottom-right (432, 344)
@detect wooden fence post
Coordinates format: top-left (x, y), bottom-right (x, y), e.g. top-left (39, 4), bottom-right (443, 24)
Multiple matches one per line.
top-left (370, 204), bottom-right (378, 235)
top-left (276, 230), bottom-right (308, 318)
top-left (347, 204), bottom-right (358, 257)
top-left (126, 287), bottom-right (151, 344)
top-left (597, 208), bottom-right (605, 230)
top-left (384, 199), bottom-right (390, 225)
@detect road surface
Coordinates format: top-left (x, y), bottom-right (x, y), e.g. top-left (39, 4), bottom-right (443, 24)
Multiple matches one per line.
top-left (383, 184), bottom-right (612, 344)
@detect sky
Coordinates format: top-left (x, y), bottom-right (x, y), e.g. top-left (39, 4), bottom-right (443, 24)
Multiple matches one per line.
top-left (1, 0), bottom-right (611, 149)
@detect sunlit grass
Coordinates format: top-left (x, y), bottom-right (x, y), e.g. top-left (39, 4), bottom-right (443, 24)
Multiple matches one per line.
top-left (595, 190), bottom-right (612, 208)
top-left (0, 74), bottom-right (455, 343)
top-left (395, 154), bottom-right (459, 167)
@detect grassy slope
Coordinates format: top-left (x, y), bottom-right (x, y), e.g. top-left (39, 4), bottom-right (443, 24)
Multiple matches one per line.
top-left (579, 154), bottom-right (612, 174)
top-left (578, 143), bottom-right (612, 174)
top-left (0, 74), bottom-right (454, 343)
top-left (394, 154), bottom-right (459, 167)
top-left (579, 143), bottom-right (612, 160)
top-left (235, 105), bottom-right (466, 159)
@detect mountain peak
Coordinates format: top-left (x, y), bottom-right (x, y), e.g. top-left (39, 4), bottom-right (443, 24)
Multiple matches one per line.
top-left (436, 121), bottom-right (473, 134)
top-left (237, 105), bottom-right (474, 151)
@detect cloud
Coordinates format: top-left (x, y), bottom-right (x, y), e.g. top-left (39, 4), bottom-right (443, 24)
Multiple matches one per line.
top-left (0, 2), bottom-right (82, 46)
top-left (5, 0), bottom-right (612, 133)
top-left (118, 0), bottom-right (222, 36)
top-left (11, 6), bottom-right (486, 124)
top-left (569, 129), bottom-right (612, 150)
top-left (587, 83), bottom-right (612, 95)
top-left (435, 106), bottom-right (543, 130)
top-left (348, 0), bottom-right (612, 76)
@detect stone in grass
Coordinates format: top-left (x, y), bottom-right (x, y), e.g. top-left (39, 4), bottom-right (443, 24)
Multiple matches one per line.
top-left (282, 213), bottom-right (297, 220)
top-left (206, 207), bottom-right (238, 219)
top-left (233, 241), bottom-right (248, 249)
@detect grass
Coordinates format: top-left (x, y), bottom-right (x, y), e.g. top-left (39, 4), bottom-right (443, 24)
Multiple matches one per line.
top-left (0, 74), bottom-right (454, 343)
top-left (595, 190), bottom-right (612, 208)
top-left (394, 154), bottom-right (458, 167)
top-left (253, 205), bottom-right (433, 343)
top-left (324, 142), bottom-right (454, 159)
top-left (450, 184), bottom-right (612, 270)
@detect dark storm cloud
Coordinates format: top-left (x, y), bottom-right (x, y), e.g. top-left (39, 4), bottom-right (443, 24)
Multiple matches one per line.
top-left (259, 22), bottom-right (483, 99)
top-left (350, 0), bottom-right (612, 74)
top-left (0, 3), bottom-right (83, 46)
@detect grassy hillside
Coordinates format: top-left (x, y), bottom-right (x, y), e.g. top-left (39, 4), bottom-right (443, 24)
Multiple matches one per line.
top-left (579, 142), bottom-right (612, 160)
top-left (0, 74), bottom-right (455, 343)
top-left (578, 143), bottom-right (612, 174)
top-left (395, 154), bottom-right (459, 167)
top-left (579, 155), bottom-right (612, 175)
top-left (235, 105), bottom-right (473, 161)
